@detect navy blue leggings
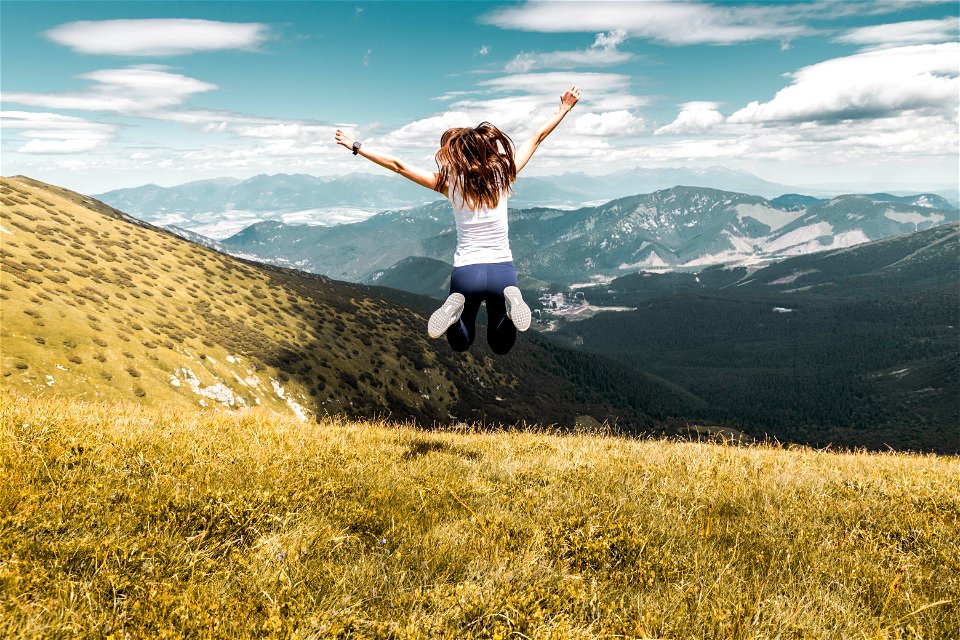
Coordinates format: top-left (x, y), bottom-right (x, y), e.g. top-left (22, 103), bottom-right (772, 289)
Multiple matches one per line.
top-left (447, 261), bottom-right (519, 355)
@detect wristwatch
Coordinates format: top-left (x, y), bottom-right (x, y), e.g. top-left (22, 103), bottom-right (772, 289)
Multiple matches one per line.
top-left (352, 140), bottom-right (362, 155)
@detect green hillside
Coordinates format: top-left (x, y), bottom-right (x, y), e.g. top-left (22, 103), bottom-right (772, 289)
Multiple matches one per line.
top-left (364, 256), bottom-right (552, 302)
top-left (0, 176), bottom-right (699, 431)
top-left (3, 393), bottom-right (957, 638)
top-left (365, 256), bottom-right (455, 299)
top-left (556, 224), bottom-right (960, 453)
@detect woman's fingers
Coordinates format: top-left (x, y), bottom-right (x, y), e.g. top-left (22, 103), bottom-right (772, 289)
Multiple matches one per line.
top-left (335, 129), bottom-right (351, 147)
top-left (560, 85), bottom-right (581, 110)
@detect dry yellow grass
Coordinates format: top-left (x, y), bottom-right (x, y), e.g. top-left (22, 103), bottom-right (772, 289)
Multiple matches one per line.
top-left (0, 175), bottom-right (470, 420)
top-left (1, 391), bottom-right (957, 638)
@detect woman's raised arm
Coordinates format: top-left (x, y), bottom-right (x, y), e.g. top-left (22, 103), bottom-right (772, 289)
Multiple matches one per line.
top-left (513, 85), bottom-right (581, 174)
top-left (335, 129), bottom-right (443, 193)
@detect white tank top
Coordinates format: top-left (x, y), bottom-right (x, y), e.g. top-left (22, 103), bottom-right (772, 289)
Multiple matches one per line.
top-left (447, 179), bottom-right (513, 267)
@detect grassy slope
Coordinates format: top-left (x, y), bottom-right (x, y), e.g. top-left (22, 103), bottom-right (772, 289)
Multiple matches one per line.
top-left (0, 175), bottom-right (438, 417)
top-left (0, 175), bottom-right (701, 430)
top-left (2, 392), bottom-right (957, 638)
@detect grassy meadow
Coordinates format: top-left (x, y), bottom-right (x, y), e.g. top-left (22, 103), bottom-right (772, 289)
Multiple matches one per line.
top-left (2, 392), bottom-right (957, 638)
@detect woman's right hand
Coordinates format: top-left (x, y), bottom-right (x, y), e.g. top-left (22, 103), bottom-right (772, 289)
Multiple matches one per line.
top-left (335, 129), bottom-right (356, 150)
top-left (560, 85), bottom-right (581, 112)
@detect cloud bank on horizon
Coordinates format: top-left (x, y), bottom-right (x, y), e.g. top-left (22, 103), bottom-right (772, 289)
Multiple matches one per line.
top-left (0, 1), bottom-right (957, 194)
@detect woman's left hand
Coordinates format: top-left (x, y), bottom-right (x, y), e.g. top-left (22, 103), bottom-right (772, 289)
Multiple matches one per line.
top-left (335, 129), bottom-right (356, 150)
top-left (560, 85), bottom-right (581, 112)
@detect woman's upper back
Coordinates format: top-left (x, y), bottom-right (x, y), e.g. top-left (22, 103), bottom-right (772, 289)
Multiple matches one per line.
top-left (447, 176), bottom-right (512, 267)
top-left (436, 123), bottom-right (517, 267)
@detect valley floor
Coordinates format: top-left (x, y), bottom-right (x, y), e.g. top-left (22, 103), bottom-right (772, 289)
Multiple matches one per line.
top-left (1, 393), bottom-right (958, 638)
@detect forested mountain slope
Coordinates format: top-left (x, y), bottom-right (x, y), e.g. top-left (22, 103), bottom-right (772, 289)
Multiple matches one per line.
top-left (555, 224), bottom-right (960, 453)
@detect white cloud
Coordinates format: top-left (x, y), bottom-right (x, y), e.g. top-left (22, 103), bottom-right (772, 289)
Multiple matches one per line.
top-left (2, 66), bottom-right (217, 114)
top-left (505, 28), bottom-right (632, 72)
top-left (474, 72), bottom-right (645, 112)
top-left (728, 43), bottom-right (959, 124)
top-left (378, 73), bottom-right (644, 157)
top-left (2, 66), bottom-right (340, 161)
top-left (836, 17), bottom-right (959, 49)
top-left (232, 123), bottom-right (306, 139)
top-left (638, 44), bottom-right (957, 173)
top-left (656, 102), bottom-right (725, 135)
top-left (112, 104), bottom-right (341, 147)
top-left (383, 71), bottom-right (647, 148)
top-left (550, 114), bottom-right (951, 179)
top-left (45, 19), bottom-right (269, 56)
top-left (505, 49), bottom-right (631, 72)
top-left (478, 45), bottom-right (490, 56)
top-left (478, 71), bottom-right (631, 94)
top-left (592, 28), bottom-right (627, 50)
top-left (385, 111), bottom-right (478, 143)
top-left (18, 139), bottom-right (101, 154)
top-left (1, 111), bottom-right (117, 154)
top-left (574, 110), bottom-right (644, 136)
top-left (375, 71), bottom-right (648, 171)
top-left (482, 1), bottom-right (806, 45)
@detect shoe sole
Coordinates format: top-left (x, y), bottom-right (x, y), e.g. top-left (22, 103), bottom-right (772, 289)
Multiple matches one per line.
top-left (504, 286), bottom-right (531, 332)
top-left (428, 293), bottom-right (466, 339)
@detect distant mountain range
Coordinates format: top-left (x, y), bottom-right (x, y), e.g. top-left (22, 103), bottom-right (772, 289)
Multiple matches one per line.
top-left (92, 167), bottom-right (887, 238)
top-left (218, 186), bottom-right (957, 286)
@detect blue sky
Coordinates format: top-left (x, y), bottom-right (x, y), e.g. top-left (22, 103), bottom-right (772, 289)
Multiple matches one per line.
top-left (1, 1), bottom-right (958, 194)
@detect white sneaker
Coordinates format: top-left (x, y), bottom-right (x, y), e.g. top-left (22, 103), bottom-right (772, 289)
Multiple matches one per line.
top-left (428, 293), bottom-right (466, 339)
top-left (503, 286), bottom-right (531, 331)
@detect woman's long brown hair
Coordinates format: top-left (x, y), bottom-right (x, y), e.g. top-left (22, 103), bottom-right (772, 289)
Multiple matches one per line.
top-left (435, 122), bottom-right (517, 210)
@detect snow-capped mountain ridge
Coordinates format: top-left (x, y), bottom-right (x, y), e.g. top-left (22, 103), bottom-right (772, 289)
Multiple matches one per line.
top-left (565, 187), bottom-right (955, 274)
top-left (216, 185), bottom-right (957, 285)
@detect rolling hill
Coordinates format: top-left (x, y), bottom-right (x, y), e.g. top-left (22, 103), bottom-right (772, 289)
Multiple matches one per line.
top-left (0, 175), bottom-right (701, 431)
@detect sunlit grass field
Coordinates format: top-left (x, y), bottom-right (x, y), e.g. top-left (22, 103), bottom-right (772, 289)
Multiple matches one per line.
top-left (2, 392), bottom-right (957, 638)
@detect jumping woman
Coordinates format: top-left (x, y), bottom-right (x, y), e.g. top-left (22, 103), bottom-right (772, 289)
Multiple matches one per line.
top-left (335, 85), bottom-right (581, 355)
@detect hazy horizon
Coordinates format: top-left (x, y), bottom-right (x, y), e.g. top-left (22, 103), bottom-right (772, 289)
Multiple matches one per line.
top-left (4, 166), bottom-right (958, 202)
top-left (93, 167), bottom-right (960, 201)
